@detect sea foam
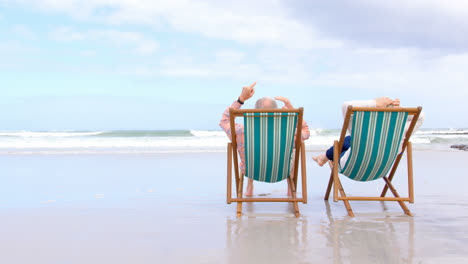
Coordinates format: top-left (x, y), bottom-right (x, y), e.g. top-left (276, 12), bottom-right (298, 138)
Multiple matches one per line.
top-left (0, 129), bottom-right (465, 154)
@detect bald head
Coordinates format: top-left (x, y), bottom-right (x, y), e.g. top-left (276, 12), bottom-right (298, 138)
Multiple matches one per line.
top-left (255, 97), bottom-right (278, 109)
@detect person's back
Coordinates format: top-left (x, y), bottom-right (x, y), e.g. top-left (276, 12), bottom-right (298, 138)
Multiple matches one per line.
top-left (313, 97), bottom-right (425, 168)
top-left (219, 82), bottom-right (310, 196)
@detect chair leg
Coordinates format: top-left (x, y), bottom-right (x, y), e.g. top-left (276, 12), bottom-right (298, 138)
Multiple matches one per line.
top-left (407, 142), bottom-right (414, 203)
top-left (236, 202), bottom-right (242, 217)
top-left (236, 203), bottom-right (242, 217)
top-left (227, 144), bottom-right (232, 204)
top-left (381, 154), bottom-right (403, 197)
top-left (237, 172), bottom-right (244, 217)
top-left (293, 169), bottom-right (299, 191)
top-left (288, 177), bottom-right (300, 217)
top-left (332, 141), bottom-right (339, 202)
top-left (383, 176), bottom-right (412, 216)
top-left (335, 176), bottom-right (354, 217)
top-left (324, 172), bottom-right (333, 200)
top-left (300, 143), bottom-right (307, 204)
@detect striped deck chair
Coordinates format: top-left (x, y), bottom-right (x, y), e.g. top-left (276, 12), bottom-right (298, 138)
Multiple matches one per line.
top-left (227, 108), bottom-right (307, 217)
top-left (325, 106), bottom-right (423, 217)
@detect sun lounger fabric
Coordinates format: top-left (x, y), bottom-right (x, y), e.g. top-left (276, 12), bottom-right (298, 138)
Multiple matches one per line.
top-left (243, 112), bottom-right (298, 183)
top-left (339, 111), bottom-right (408, 181)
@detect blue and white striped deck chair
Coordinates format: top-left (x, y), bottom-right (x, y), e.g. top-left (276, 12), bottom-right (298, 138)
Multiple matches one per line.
top-left (227, 108), bottom-right (307, 217)
top-left (325, 106), bottom-right (423, 217)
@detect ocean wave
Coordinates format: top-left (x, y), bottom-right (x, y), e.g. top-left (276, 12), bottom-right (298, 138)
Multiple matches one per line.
top-left (0, 130), bottom-right (196, 138)
top-left (0, 129), bottom-right (466, 154)
top-left (0, 137), bottom-right (229, 149)
top-left (415, 129), bottom-right (468, 135)
top-left (0, 131), bottom-right (105, 138)
top-left (190, 130), bottom-right (226, 137)
top-left (95, 130), bottom-right (193, 137)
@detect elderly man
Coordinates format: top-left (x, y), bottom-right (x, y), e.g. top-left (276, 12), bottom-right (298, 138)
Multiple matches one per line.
top-left (220, 82), bottom-right (310, 196)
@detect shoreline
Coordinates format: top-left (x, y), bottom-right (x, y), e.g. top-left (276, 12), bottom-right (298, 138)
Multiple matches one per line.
top-left (0, 145), bottom-right (464, 156)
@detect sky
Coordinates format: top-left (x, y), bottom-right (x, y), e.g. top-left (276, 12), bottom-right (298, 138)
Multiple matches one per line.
top-left (1, 0), bottom-right (467, 130)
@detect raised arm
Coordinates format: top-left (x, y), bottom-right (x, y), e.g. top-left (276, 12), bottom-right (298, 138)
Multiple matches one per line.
top-left (275, 96), bottom-right (310, 141)
top-left (219, 82), bottom-right (256, 140)
top-left (341, 99), bottom-right (377, 118)
top-left (341, 97), bottom-right (401, 117)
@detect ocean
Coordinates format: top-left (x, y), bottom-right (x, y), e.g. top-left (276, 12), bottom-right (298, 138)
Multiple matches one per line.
top-left (0, 128), bottom-right (467, 154)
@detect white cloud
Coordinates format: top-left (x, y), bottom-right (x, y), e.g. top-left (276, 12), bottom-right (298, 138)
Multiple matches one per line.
top-left (0, 42), bottom-right (38, 54)
top-left (288, 0), bottom-right (468, 52)
top-left (134, 41), bottom-right (158, 54)
top-left (8, 0), bottom-right (468, 52)
top-left (80, 50), bottom-right (96, 57)
top-left (13, 0), bottom-right (342, 49)
top-left (116, 45), bottom-right (468, 104)
top-left (5, 0), bottom-right (468, 101)
top-left (0, 42), bottom-right (39, 70)
top-left (50, 27), bottom-right (86, 41)
top-left (50, 27), bottom-right (159, 54)
top-left (11, 24), bottom-right (35, 39)
top-left (215, 50), bottom-right (246, 64)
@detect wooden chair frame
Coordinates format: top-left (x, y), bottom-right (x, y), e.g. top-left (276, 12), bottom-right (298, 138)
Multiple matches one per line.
top-left (324, 106), bottom-right (422, 217)
top-left (227, 108), bottom-right (308, 217)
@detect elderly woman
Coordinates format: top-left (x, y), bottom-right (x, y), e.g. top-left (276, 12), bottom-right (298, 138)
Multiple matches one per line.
top-left (312, 97), bottom-right (425, 168)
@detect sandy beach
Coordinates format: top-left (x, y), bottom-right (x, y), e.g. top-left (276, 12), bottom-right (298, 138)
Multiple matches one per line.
top-left (1, 150), bottom-right (468, 263)
top-left (3, 0), bottom-right (468, 263)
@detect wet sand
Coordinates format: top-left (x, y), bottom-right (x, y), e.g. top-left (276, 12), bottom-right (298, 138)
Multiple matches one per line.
top-left (1, 150), bottom-right (468, 263)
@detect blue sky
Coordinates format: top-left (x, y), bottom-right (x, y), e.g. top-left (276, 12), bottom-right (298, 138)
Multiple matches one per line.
top-left (1, 0), bottom-right (467, 130)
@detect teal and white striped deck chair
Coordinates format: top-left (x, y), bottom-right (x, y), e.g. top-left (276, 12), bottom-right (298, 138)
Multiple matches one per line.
top-left (227, 108), bottom-right (307, 217)
top-left (325, 106), bottom-right (423, 217)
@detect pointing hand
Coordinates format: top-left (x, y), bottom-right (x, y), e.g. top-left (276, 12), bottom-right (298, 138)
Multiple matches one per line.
top-left (239, 82), bottom-right (256, 102)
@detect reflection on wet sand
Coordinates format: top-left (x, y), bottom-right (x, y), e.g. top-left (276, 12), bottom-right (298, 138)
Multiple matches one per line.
top-left (323, 202), bottom-right (414, 264)
top-left (226, 203), bottom-right (310, 263)
top-left (224, 200), bottom-right (420, 263)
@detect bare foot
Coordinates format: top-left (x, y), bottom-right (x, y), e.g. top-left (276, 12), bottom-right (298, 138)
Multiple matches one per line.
top-left (245, 184), bottom-right (253, 197)
top-left (312, 154), bottom-right (329, 167)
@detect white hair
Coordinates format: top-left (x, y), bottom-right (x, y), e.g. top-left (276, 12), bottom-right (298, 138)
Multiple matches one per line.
top-left (255, 97), bottom-right (278, 109)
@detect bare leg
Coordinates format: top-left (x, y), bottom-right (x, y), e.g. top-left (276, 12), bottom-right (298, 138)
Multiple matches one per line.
top-left (312, 153), bottom-right (329, 167)
top-left (245, 178), bottom-right (254, 197)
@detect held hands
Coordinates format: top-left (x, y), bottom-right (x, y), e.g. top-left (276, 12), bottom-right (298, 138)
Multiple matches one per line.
top-left (275, 96), bottom-right (294, 109)
top-left (239, 82), bottom-right (256, 102)
top-left (376, 97), bottom-right (400, 108)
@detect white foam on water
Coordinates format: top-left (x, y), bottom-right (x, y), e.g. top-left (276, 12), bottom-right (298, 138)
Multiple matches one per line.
top-left (190, 130), bottom-right (226, 137)
top-left (0, 129), bottom-right (465, 154)
top-left (415, 129), bottom-right (468, 135)
top-left (0, 131), bottom-right (105, 137)
top-left (0, 137), bottom-right (229, 149)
